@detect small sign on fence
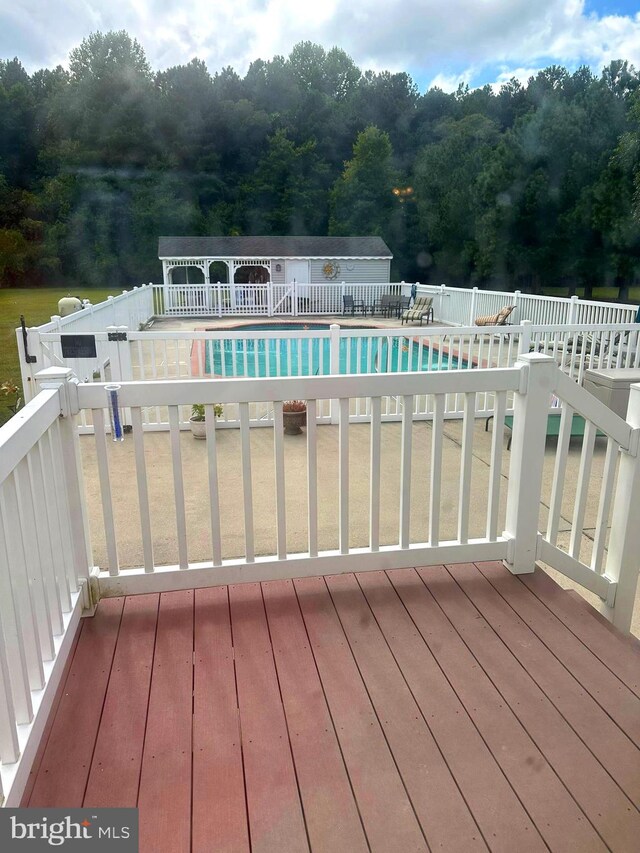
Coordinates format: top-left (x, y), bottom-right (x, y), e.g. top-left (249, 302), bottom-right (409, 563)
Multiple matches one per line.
top-left (61, 335), bottom-right (97, 358)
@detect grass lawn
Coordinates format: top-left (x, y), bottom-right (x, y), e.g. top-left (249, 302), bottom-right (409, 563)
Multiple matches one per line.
top-left (0, 288), bottom-right (121, 424)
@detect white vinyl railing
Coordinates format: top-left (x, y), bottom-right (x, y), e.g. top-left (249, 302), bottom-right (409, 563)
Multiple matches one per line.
top-left (19, 280), bottom-right (636, 338)
top-left (1, 356), bottom-right (639, 803)
top-left (152, 281), bottom-right (638, 325)
top-left (152, 281), bottom-right (402, 318)
top-left (16, 282), bottom-right (640, 414)
top-left (415, 283), bottom-right (638, 327)
top-left (28, 284), bottom-right (155, 335)
top-left (0, 378), bottom-right (92, 806)
top-left (65, 356), bottom-right (639, 632)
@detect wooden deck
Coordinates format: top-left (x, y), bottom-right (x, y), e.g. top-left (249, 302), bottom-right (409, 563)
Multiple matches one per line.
top-left (24, 563), bottom-right (640, 852)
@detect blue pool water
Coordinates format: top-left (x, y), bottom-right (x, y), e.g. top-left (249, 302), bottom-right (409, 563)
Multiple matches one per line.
top-left (204, 325), bottom-right (459, 376)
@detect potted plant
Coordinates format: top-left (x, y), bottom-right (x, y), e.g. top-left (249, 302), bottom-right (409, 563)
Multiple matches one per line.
top-left (190, 403), bottom-right (223, 439)
top-left (282, 400), bottom-right (307, 435)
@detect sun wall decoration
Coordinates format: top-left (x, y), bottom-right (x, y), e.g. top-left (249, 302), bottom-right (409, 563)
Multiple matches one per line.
top-left (322, 261), bottom-right (340, 280)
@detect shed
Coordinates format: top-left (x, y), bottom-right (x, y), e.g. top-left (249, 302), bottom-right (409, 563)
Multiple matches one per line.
top-left (158, 236), bottom-right (392, 285)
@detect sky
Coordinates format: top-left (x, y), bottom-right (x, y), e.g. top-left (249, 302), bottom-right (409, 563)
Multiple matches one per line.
top-left (1, 0), bottom-right (639, 92)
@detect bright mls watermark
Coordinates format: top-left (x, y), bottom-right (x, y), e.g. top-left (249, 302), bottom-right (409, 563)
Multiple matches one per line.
top-left (0, 809), bottom-right (138, 851)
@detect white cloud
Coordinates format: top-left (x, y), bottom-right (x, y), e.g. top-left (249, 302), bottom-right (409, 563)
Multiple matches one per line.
top-left (428, 71), bottom-right (473, 93)
top-left (492, 66), bottom-right (547, 89)
top-left (1, 0), bottom-right (639, 90)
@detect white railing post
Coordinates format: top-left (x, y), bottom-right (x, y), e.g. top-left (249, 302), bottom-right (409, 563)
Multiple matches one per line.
top-left (439, 283), bottom-right (447, 323)
top-left (293, 280), bottom-right (298, 317)
top-left (503, 353), bottom-right (557, 574)
top-left (568, 294), bottom-right (579, 325)
top-left (267, 283), bottom-right (273, 317)
top-left (603, 384), bottom-right (640, 632)
top-left (469, 286), bottom-right (478, 325)
top-left (513, 289), bottom-right (521, 322)
top-left (35, 368), bottom-right (93, 604)
top-left (518, 319), bottom-right (532, 355)
top-left (330, 323), bottom-right (341, 424)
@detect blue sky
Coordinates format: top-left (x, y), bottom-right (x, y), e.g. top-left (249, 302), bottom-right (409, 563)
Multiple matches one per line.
top-left (585, 1), bottom-right (638, 13)
top-left (1, 1), bottom-right (639, 92)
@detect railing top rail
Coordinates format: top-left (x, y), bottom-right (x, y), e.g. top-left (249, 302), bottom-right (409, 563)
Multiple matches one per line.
top-left (0, 388), bottom-right (61, 484)
top-left (77, 366), bottom-right (523, 409)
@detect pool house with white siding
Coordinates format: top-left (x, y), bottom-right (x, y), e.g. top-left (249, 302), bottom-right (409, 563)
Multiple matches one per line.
top-left (159, 235), bottom-right (392, 286)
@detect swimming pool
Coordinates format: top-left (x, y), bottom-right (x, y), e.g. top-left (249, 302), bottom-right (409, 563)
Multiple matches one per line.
top-left (203, 325), bottom-right (460, 376)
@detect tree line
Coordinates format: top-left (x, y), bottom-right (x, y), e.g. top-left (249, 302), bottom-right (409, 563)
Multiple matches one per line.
top-left (0, 31), bottom-right (639, 297)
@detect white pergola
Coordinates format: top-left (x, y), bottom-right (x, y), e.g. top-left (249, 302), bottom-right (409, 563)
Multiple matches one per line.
top-left (161, 257), bottom-right (273, 285)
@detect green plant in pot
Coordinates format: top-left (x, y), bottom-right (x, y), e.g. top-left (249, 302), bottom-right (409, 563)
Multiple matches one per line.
top-left (190, 403), bottom-right (223, 439)
top-left (282, 400), bottom-right (307, 435)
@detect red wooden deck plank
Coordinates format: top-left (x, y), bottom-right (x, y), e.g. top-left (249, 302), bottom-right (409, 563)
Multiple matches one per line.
top-left (425, 564), bottom-right (640, 851)
top-left (465, 562), bottom-right (640, 806)
top-left (326, 573), bottom-right (486, 852)
top-left (192, 586), bottom-right (250, 853)
top-left (137, 590), bottom-right (194, 853)
top-left (28, 596), bottom-right (125, 807)
top-left (83, 594), bottom-right (159, 807)
top-left (294, 575), bottom-right (428, 853)
top-left (228, 582), bottom-right (308, 853)
top-left (480, 564), bottom-right (640, 748)
top-left (521, 568), bottom-right (640, 698)
top-left (389, 568), bottom-right (606, 853)
top-left (564, 590), bottom-right (640, 652)
top-left (357, 570), bottom-right (546, 852)
top-left (262, 579), bottom-right (368, 853)
top-left (20, 625), bottom-right (82, 806)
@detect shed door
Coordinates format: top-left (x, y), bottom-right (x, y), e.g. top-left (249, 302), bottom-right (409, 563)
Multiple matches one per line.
top-left (285, 260), bottom-right (309, 284)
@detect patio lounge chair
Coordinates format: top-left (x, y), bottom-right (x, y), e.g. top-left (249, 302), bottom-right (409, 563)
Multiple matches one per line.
top-left (475, 305), bottom-right (515, 326)
top-left (401, 295), bottom-right (434, 326)
top-left (342, 295), bottom-right (365, 315)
